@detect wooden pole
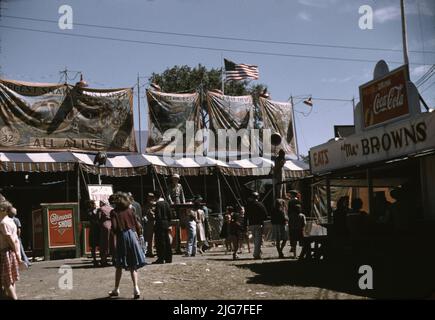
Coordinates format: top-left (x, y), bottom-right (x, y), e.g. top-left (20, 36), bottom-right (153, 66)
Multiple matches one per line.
top-left (221, 54), bottom-right (225, 94)
top-left (400, 0), bottom-right (409, 65)
top-left (290, 95), bottom-right (300, 160)
top-left (66, 171), bottom-right (70, 202)
top-left (152, 166), bottom-right (156, 191)
top-left (77, 165), bottom-right (81, 213)
top-left (367, 168), bottom-right (374, 215)
top-left (217, 169), bottom-right (223, 214)
top-left (140, 175), bottom-right (144, 207)
top-left (326, 176), bottom-right (332, 223)
top-left (137, 74), bottom-right (142, 153)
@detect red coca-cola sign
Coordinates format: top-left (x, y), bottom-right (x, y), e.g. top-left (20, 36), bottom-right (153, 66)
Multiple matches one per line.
top-left (360, 65), bottom-right (409, 128)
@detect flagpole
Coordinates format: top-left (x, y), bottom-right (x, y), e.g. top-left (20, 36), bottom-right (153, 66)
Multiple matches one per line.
top-left (137, 73), bottom-right (142, 154)
top-left (221, 53), bottom-right (225, 94)
top-left (290, 95), bottom-right (300, 160)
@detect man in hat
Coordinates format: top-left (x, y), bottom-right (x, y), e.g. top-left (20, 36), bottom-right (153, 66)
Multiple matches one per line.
top-left (287, 190), bottom-right (301, 255)
top-left (143, 192), bottom-right (156, 257)
top-left (272, 149), bottom-right (286, 200)
top-left (168, 174), bottom-right (185, 205)
top-left (153, 189), bottom-right (172, 264)
top-left (245, 192), bottom-right (269, 259)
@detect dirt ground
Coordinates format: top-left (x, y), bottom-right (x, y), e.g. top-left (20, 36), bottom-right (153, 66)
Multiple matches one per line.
top-left (14, 242), bottom-right (372, 300)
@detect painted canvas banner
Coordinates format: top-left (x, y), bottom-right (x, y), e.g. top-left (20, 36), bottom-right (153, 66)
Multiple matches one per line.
top-left (0, 79), bottom-right (136, 152)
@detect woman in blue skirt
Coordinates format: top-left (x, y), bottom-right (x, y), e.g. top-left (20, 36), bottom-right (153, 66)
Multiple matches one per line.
top-left (108, 192), bottom-right (146, 299)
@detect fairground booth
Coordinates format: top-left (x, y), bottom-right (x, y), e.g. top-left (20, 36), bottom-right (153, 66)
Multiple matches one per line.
top-left (309, 61), bottom-right (435, 225)
top-left (0, 78), bottom-right (308, 260)
top-left (308, 61), bottom-right (435, 297)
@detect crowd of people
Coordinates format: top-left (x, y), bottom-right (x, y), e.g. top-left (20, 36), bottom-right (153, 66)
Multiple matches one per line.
top-left (0, 170), bottom-right (309, 300)
top-left (332, 186), bottom-right (414, 239)
top-left (219, 190), bottom-right (307, 261)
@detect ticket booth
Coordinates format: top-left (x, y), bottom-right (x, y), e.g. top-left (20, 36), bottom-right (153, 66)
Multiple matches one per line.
top-left (32, 202), bottom-right (81, 260)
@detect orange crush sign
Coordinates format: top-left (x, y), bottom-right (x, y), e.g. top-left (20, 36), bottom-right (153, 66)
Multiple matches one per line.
top-left (48, 209), bottom-right (75, 248)
top-left (360, 65), bottom-right (409, 129)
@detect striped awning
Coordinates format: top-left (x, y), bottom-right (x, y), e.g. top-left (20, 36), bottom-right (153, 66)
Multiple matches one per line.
top-left (0, 152), bottom-right (309, 178)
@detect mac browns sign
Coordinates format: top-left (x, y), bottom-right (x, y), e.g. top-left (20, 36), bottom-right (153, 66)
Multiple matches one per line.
top-left (360, 65), bottom-right (410, 129)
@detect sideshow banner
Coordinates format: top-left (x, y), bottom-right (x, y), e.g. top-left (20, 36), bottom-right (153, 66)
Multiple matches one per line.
top-left (47, 208), bottom-right (76, 248)
top-left (146, 89), bottom-right (202, 154)
top-left (87, 184), bottom-right (113, 207)
top-left (258, 97), bottom-right (296, 156)
top-left (206, 91), bottom-right (254, 154)
top-left (0, 79), bottom-right (136, 152)
top-left (207, 91), bottom-right (254, 131)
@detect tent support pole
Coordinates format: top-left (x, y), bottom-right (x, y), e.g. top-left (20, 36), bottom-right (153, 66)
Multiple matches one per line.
top-left (367, 168), bottom-right (374, 215)
top-left (221, 172), bottom-right (242, 208)
top-left (326, 176), bottom-right (332, 224)
top-left (77, 164), bottom-right (81, 220)
top-left (151, 166), bottom-right (156, 191)
top-left (217, 169), bottom-right (223, 214)
top-left (203, 171), bottom-right (207, 201)
top-left (66, 171), bottom-right (70, 202)
top-left (290, 95), bottom-right (300, 160)
top-left (140, 174), bottom-right (144, 207)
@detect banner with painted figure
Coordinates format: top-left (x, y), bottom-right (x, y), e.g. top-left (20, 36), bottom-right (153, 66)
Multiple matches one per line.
top-left (146, 89), bottom-right (202, 154)
top-left (0, 79), bottom-right (137, 152)
top-left (206, 91), bottom-right (254, 156)
top-left (258, 96), bottom-right (296, 156)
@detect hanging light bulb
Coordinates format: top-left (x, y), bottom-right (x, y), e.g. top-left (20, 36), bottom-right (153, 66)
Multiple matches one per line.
top-left (303, 97), bottom-right (313, 107)
top-left (260, 88), bottom-right (269, 98)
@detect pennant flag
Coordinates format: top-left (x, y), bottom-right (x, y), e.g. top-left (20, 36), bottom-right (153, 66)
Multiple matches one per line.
top-left (224, 59), bottom-right (259, 81)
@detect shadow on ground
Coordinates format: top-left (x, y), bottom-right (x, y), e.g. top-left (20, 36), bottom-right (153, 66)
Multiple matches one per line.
top-left (235, 254), bottom-right (435, 299)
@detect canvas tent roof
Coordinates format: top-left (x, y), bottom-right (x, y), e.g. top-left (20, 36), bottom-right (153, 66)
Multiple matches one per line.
top-left (0, 152), bottom-right (309, 178)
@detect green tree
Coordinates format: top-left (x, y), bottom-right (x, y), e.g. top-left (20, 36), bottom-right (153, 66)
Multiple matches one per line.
top-left (148, 64), bottom-right (267, 98)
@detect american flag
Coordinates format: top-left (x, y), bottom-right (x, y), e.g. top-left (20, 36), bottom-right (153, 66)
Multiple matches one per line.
top-left (224, 59), bottom-right (259, 81)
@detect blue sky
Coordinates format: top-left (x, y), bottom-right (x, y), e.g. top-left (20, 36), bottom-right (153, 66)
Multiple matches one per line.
top-left (1, 0), bottom-right (434, 155)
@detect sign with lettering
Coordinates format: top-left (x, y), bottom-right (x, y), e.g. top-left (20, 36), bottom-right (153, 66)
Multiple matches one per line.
top-left (0, 79), bottom-right (136, 152)
top-left (310, 111), bottom-right (435, 174)
top-left (47, 208), bottom-right (76, 248)
top-left (87, 184), bottom-right (113, 208)
top-left (360, 65), bottom-right (410, 129)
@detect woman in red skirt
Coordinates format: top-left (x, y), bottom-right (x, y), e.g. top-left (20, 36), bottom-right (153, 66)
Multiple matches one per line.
top-left (0, 200), bottom-right (24, 300)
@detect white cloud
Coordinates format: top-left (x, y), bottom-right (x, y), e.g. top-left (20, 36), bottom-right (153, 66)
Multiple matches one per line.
top-left (374, 6), bottom-right (401, 23)
top-left (298, 11), bottom-right (312, 21)
top-left (298, 0), bottom-right (339, 8)
top-left (321, 76), bottom-right (355, 83)
top-left (411, 65), bottom-right (431, 78)
top-left (374, 2), bottom-right (434, 24)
